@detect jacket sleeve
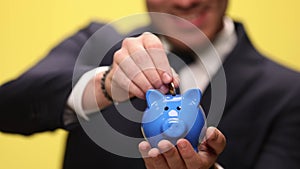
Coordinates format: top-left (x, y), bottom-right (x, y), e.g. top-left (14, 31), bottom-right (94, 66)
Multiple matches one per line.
top-left (0, 22), bottom-right (105, 135)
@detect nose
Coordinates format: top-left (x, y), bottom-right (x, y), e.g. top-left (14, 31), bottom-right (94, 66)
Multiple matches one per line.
top-left (172, 0), bottom-right (200, 10)
top-left (162, 119), bottom-right (186, 138)
top-left (168, 110), bottom-right (178, 117)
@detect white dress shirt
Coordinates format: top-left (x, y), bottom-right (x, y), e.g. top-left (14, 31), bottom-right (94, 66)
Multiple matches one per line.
top-left (178, 16), bottom-right (237, 94)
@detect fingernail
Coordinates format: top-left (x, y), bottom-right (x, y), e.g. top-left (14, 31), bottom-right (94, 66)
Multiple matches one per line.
top-left (159, 85), bottom-right (169, 93)
top-left (139, 141), bottom-right (149, 151)
top-left (139, 141), bottom-right (150, 157)
top-left (148, 148), bottom-right (160, 158)
top-left (158, 140), bottom-right (173, 153)
top-left (206, 127), bottom-right (217, 141)
top-left (162, 72), bottom-right (172, 83)
top-left (177, 139), bottom-right (187, 149)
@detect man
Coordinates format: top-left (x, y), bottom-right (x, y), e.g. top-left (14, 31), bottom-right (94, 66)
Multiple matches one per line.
top-left (1, 0), bottom-right (300, 169)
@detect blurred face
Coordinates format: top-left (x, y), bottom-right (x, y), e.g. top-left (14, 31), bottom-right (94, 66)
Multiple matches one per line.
top-left (146, 0), bottom-right (228, 48)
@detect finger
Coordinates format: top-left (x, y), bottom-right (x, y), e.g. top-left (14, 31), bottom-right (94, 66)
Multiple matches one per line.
top-left (157, 68), bottom-right (181, 94)
top-left (158, 140), bottom-right (186, 169)
top-left (141, 32), bottom-right (173, 85)
top-left (156, 84), bottom-right (169, 95)
top-left (109, 66), bottom-right (144, 100)
top-left (148, 148), bottom-right (169, 169)
top-left (177, 139), bottom-right (205, 169)
top-left (122, 37), bottom-right (163, 89)
top-left (201, 127), bottom-right (226, 156)
top-left (196, 127), bottom-right (226, 169)
top-left (114, 48), bottom-right (153, 93)
top-left (138, 141), bottom-right (155, 169)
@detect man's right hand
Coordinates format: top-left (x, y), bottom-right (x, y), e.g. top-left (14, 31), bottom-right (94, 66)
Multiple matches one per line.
top-left (104, 32), bottom-right (179, 102)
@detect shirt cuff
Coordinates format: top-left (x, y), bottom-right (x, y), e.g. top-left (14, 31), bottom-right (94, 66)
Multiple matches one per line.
top-left (67, 66), bottom-right (109, 120)
top-left (215, 163), bottom-right (224, 169)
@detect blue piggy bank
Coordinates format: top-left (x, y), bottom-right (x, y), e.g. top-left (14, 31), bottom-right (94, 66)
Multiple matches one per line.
top-left (141, 88), bottom-right (206, 152)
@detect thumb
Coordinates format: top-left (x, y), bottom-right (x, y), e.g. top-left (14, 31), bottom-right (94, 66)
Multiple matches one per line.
top-left (198, 127), bottom-right (226, 162)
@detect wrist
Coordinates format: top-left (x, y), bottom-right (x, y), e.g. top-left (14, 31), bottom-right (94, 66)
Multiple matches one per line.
top-left (101, 66), bottom-right (113, 103)
top-left (68, 67), bottom-right (110, 120)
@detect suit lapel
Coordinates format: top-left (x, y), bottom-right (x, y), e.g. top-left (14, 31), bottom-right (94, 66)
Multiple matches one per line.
top-left (201, 22), bottom-right (265, 120)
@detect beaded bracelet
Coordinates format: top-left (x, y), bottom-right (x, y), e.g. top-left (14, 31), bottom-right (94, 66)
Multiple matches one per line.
top-left (101, 67), bottom-right (113, 102)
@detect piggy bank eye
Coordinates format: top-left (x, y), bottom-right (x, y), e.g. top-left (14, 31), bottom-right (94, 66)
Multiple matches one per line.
top-left (176, 106), bottom-right (181, 110)
top-left (164, 106), bottom-right (169, 111)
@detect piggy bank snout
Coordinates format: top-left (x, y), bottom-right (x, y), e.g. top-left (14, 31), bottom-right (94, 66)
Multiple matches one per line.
top-left (162, 119), bottom-right (186, 138)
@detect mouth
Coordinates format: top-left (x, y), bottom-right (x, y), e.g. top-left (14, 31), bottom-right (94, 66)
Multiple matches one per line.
top-left (171, 6), bottom-right (210, 29)
top-left (187, 13), bottom-right (207, 28)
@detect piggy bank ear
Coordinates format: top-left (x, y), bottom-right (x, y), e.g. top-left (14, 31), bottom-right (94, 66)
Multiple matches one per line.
top-left (182, 88), bottom-right (202, 106)
top-left (146, 89), bottom-right (164, 107)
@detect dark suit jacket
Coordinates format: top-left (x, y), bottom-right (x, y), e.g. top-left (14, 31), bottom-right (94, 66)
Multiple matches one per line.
top-left (1, 21), bottom-right (300, 169)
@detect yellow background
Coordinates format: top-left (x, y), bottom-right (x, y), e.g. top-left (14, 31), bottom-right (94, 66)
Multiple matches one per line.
top-left (0, 0), bottom-right (299, 169)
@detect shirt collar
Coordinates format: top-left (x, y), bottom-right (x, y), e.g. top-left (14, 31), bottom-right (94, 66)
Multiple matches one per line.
top-left (166, 16), bottom-right (238, 93)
